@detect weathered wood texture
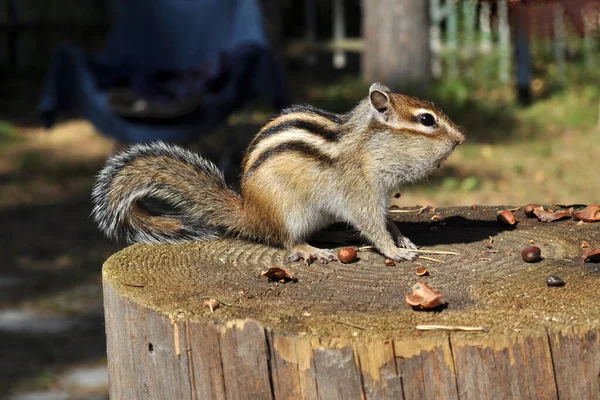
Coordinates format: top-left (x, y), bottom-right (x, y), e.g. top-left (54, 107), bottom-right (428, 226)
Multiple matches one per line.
top-left (103, 206), bottom-right (600, 400)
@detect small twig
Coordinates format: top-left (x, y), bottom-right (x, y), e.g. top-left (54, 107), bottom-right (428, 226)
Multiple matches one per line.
top-left (414, 249), bottom-right (461, 255)
top-left (201, 296), bottom-right (232, 307)
top-left (335, 320), bottom-right (368, 330)
top-left (416, 324), bottom-right (488, 332)
top-left (417, 256), bottom-right (445, 263)
top-left (357, 246), bottom-right (459, 256)
top-left (124, 282), bottom-right (146, 287)
top-left (389, 205), bottom-right (431, 214)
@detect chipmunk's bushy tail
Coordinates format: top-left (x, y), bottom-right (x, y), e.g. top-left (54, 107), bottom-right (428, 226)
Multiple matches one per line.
top-left (91, 142), bottom-right (244, 244)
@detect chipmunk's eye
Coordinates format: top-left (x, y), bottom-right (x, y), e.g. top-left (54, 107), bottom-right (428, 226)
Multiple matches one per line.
top-left (419, 113), bottom-right (436, 127)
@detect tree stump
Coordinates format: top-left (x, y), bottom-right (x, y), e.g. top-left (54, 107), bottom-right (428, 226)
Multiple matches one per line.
top-left (102, 206), bottom-right (600, 400)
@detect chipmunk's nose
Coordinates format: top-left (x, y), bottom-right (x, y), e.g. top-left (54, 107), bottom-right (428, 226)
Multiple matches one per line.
top-left (453, 131), bottom-right (465, 146)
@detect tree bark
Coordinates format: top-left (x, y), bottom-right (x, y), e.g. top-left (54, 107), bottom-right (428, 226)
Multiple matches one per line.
top-left (103, 206), bottom-right (600, 399)
top-left (362, 0), bottom-right (431, 89)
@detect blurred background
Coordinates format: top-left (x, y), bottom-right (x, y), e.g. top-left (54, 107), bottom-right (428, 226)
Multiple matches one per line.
top-left (0, 0), bottom-right (599, 398)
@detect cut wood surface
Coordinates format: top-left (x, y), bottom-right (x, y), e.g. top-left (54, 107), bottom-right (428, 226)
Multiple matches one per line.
top-left (102, 206), bottom-right (600, 400)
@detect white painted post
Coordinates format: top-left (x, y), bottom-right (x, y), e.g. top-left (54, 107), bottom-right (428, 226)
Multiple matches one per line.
top-left (497, 0), bottom-right (511, 84)
top-left (582, 8), bottom-right (596, 69)
top-left (479, 1), bottom-right (492, 54)
top-left (446, 0), bottom-right (458, 78)
top-left (305, 0), bottom-right (317, 66)
top-left (553, 3), bottom-right (566, 84)
top-left (429, 0), bottom-right (442, 78)
top-left (332, 0), bottom-right (347, 69)
top-left (462, 0), bottom-right (477, 59)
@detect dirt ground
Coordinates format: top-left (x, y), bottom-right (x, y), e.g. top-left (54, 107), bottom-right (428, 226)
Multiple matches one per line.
top-left (0, 71), bottom-right (598, 395)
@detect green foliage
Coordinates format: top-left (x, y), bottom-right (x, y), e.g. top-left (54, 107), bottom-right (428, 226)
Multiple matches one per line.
top-left (0, 121), bottom-right (17, 139)
top-left (0, 121), bottom-right (19, 150)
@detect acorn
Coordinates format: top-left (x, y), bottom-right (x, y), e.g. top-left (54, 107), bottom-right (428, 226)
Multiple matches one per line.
top-left (337, 247), bottom-right (357, 263)
top-left (497, 210), bottom-right (518, 226)
top-left (521, 246), bottom-right (541, 263)
top-left (523, 204), bottom-right (539, 218)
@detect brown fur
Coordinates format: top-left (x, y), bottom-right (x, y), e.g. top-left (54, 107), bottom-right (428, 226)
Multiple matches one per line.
top-left (234, 83), bottom-right (464, 262)
top-left (128, 203), bottom-right (184, 232)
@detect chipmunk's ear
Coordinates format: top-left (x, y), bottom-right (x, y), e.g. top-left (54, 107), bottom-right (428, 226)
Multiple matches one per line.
top-left (369, 83), bottom-right (392, 122)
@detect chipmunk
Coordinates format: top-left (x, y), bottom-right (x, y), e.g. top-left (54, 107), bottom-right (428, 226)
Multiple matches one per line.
top-left (92, 83), bottom-right (464, 263)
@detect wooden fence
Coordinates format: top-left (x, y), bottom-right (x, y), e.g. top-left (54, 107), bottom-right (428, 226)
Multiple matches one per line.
top-left (2, 0), bottom-right (599, 82)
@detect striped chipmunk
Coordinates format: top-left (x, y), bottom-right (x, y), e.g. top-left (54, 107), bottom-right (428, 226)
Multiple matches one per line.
top-left (92, 83), bottom-right (464, 264)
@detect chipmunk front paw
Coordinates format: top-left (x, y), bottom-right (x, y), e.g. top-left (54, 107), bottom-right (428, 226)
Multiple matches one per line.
top-left (395, 235), bottom-right (418, 250)
top-left (384, 247), bottom-right (418, 262)
top-left (288, 244), bottom-right (339, 265)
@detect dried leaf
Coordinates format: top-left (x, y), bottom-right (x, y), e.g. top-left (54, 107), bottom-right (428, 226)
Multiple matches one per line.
top-left (582, 249), bottom-right (600, 263)
top-left (261, 266), bottom-right (298, 283)
top-left (203, 299), bottom-right (220, 312)
top-left (405, 282), bottom-right (446, 310)
top-left (571, 204), bottom-right (600, 222)
top-left (533, 206), bottom-right (573, 222)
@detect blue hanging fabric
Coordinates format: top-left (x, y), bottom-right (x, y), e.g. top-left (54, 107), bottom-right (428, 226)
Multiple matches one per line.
top-left (38, 0), bottom-right (290, 143)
